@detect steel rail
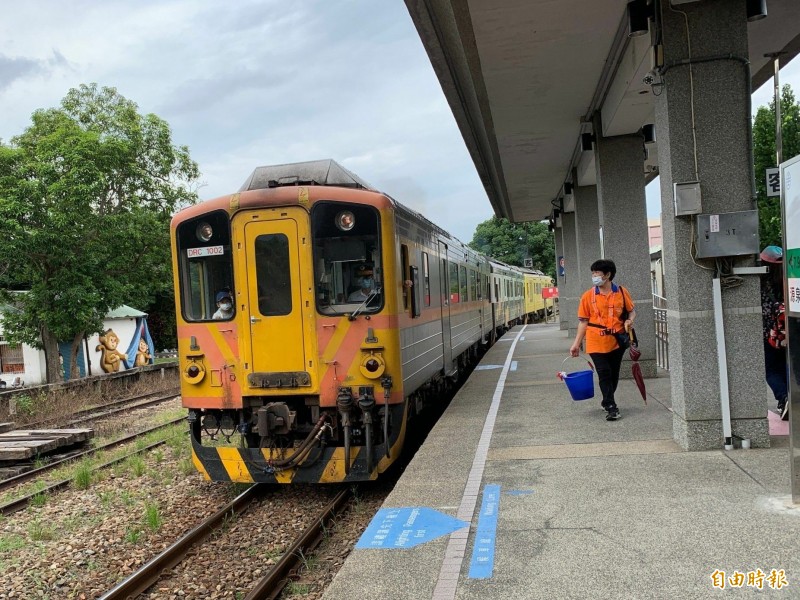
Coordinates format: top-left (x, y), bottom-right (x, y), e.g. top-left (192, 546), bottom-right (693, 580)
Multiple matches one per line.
top-left (98, 485), bottom-right (264, 600)
top-left (0, 419), bottom-right (186, 515)
top-left (24, 388), bottom-right (181, 430)
top-left (245, 488), bottom-right (352, 600)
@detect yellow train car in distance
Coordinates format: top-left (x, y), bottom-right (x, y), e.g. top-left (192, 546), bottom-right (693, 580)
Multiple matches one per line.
top-left (522, 269), bottom-right (554, 322)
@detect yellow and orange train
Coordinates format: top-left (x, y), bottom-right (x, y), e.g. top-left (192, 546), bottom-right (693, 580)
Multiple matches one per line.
top-left (171, 160), bottom-right (553, 484)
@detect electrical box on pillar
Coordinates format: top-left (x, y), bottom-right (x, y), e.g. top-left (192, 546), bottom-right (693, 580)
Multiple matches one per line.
top-left (694, 210), bottom-right (760, 258)
top-left (674, 181), bottom-right (702, 216)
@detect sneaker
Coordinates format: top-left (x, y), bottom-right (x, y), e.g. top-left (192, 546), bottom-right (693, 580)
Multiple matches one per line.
top-left (781, 402), bottom-right (789, 421)
top-left (606, 408), bottom-right (620, 421)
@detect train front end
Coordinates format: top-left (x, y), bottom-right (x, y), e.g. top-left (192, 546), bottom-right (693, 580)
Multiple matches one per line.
top-left (171, 179), bottom-right (407, 483)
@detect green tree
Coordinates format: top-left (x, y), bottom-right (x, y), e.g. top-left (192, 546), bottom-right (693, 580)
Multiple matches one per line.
top-left (0, 84), bottom-right (199, 382)
top-left (469, 216), bottom-right (555, 278)
top-left (753, 83), bottom-right (800, 248)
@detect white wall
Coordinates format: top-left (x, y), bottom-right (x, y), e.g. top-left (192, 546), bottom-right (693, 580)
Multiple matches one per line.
top-left (0, 320), bottom-right (46, 387)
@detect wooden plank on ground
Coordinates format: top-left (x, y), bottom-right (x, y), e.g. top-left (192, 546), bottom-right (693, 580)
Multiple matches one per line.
top-left (0, 428), bottom-right (94, 461)
top-left (0, 423), bottom-right (14, 434)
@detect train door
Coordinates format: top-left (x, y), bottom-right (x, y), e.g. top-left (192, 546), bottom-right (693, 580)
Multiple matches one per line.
top-left (244, 215), bottom-right (306, 374)
top-left (438, 240), bottom-right (453, 374)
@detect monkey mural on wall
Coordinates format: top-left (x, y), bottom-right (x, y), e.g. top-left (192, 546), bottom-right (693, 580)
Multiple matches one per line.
top-left (134, 338), bottom-right (153, 367)
top-left (96, 329), bottom-right (128, 373)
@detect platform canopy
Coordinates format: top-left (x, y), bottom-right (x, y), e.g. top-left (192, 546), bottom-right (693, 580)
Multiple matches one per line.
top-left (404, 0), bottom-right (800, 221)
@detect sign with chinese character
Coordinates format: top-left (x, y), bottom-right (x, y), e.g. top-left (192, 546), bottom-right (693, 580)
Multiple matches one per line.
top-left (468, 484), bottom-right (500, 579)
top-left (542, 287), bottom-right (559, 299)
top-left (766, 168), bottom-right (781, 197)
top-left (355, 507), bottom-right (468, 549)
top-left (784, 160), bottom-right (800, 314)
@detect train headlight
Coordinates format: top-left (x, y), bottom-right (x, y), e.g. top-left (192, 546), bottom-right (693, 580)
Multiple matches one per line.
top-left (184, 360), bottom-right (206, 384)
top-left (359, 353), bottom-right (385, 379)
top-left (196, 222), bottom-right (213, 242)
top-left (335, 210), bottom-right (355, 231)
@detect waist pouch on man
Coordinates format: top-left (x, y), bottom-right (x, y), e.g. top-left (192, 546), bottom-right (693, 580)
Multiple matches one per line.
top-left (588, 322), bottom-right (630, 350)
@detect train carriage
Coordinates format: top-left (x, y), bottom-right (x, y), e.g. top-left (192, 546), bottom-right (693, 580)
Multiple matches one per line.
top-left (522, 269), bottom-right (554, 322)
top-left (488, 260), bottom-right (525, 336)
top-left (173, 160), bottom-right (505, 484)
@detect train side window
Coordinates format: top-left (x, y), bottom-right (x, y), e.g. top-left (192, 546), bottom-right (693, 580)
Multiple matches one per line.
top-left (422, 252), bottom-right (431, 307)
top-left (401, 244), bottom-right (410, 310)
top-left (410, 265), bottom-right (421, 317)
top-left (469, 269), bottom-right (477, 301)
top-left (459, 266), bottom-right (467, 302)
top-left (449, 261), bottom-right (459, 303)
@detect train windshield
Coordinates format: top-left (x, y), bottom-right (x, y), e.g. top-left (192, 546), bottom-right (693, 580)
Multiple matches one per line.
top-left (175, 211), bottom-right (235, 322)
top-left (311, 202), bottom-right (383, 315)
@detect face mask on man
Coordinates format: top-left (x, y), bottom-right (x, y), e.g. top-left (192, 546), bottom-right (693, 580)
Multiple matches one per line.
top-left (220, 301), bottom-right (232, 310)
top-left (361, 277), bottom-right (374, 290)
top-left (591, 275), bottom-right (604, 286)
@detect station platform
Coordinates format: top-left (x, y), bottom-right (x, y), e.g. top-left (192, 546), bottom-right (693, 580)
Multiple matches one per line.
top-left (322, 323), bottom-right (799, 599)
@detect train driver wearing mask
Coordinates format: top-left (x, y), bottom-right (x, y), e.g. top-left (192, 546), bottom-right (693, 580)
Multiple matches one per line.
top-left (212, 290), bottom-right (234, 320)
top-left (348, 265), bottom-right (376, 302)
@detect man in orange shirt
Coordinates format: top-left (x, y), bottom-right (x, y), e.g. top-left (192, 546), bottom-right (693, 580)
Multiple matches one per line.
top-left (569, 259), bottom-right (635, 421)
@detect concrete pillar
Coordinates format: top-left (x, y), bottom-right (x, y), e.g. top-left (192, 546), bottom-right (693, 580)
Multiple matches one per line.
top-left (655, 0), bottom-right (767, 449)
top-left (593, 124), bottom-right (657, 379)
top-left (573, 173), bottom-right (602, 286)
top-left (554, 221), bottom-right (568, 330)
top-left (560, 210), bottom-right (580, 336)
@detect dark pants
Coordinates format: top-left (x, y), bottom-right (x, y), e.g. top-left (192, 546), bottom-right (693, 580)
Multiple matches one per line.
top-left (590, 347), bottom-right (626, 410)
top-left (763, 340), bottom-right (788, 404)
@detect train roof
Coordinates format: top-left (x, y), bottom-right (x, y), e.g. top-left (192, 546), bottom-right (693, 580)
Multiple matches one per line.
top-left (239, 159), bottom-right (376, 192)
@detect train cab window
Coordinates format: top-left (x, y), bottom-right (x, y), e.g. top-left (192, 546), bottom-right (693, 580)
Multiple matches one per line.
top-left (460, 266), bottom-right (467, 302)
top-left (311, 202), bottom-right (383, 315)
top-left (449, 261), bottom-right (459, 303)
top-left (176, 211), bottom-right (235, 322)
top-left (422, 252), bottom-right (431, 307)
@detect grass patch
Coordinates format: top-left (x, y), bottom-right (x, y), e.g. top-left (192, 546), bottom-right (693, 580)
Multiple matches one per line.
top-left (285, 582), bottom-right (312, 595)
top-left (127, 455), bottom-right (146, 477)
top-left (0, 534), bottom-right (26, 553)
top-left (124, 526), bottom-right (143, 543)
top-left (73, 460), bottom-right (93, 490)
top-left (144, 502), bottom-right (162, 531)
top-left (30, 490), bottom-right (47, 508)
top-left (179, 457), bottom-right (195, 476)
top-left (27, 520), bottom-right (56, 541)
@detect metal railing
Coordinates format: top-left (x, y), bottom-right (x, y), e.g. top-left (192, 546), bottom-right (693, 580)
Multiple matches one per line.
top-left (653, 294), bottom-right (669, 370)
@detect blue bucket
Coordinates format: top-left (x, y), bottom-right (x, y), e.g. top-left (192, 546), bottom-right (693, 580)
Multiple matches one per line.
top-left (560, 356), bottom-right (595, 401)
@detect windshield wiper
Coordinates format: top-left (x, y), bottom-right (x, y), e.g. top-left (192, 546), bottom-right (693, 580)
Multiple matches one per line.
top-left (349, 287), bottom-right (381, 320)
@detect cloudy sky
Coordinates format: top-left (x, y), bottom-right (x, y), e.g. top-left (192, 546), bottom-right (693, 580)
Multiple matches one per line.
top-left (1, 1), bottom-right (798, 243)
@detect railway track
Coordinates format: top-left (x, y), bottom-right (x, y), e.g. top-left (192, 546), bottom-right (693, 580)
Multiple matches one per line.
top-left (0, 416), bottom-right (186, 515)
top-left (99, 486), bottom-right (352, 600)
top-left (24, 388), bottom-right (181, 430)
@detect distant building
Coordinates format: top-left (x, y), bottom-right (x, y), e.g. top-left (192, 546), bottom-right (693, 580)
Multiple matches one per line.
top-left (648, 218), bottom-right (665, 300)
top-left (648, 218), bottom-right (662, 250)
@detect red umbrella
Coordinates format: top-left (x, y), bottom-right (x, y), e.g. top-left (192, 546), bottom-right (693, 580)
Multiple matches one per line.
top-left (627, 325), bottom-right (646, 404)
